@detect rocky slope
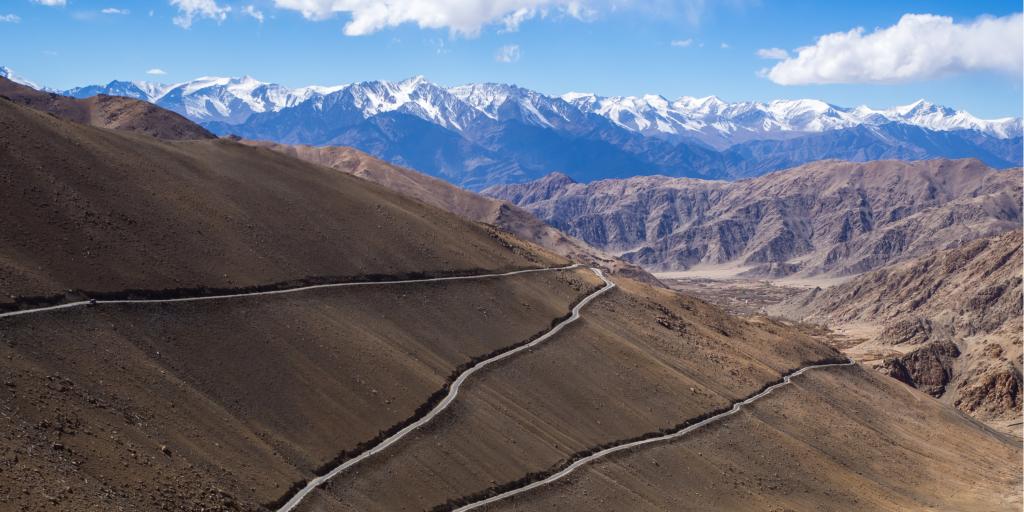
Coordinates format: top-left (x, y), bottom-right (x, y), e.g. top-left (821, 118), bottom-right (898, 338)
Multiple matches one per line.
top-left (773, 230), bottom-right (1022, 423)
top-left (485, 159), bottom-right (1022, 278)
top-left (0, 76), bottom-right (214, 140)
top-left (242, 140), bottom-right (661, 286)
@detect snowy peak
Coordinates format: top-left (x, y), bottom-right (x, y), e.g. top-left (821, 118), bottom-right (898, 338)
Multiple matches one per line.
top-left (894, 99), bottom-right (950, 117)
top-left (66, 80), bottom-right (165, 102)
top-left (561, 91), bottom-right (597, 105)
top-left (450, 82), bottom-right (517, 117)
top-left (674, 95), bottom-right (728, 114)
top-left (333, 77), bottom-right (480, 130)
top-left (450, 82), bottom-right (585, 129)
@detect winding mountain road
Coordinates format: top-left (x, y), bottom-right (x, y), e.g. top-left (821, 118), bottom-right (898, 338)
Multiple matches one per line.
top-left (0, 264), bottom-right (581, 320)
top-left (276, 266), bottom-right (616, 512)
top-left (453, 360), bottom-right (856, 511)
top-left (6, 263), bottom-right (853, 512)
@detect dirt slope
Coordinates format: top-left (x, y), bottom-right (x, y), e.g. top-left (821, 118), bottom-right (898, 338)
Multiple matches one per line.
top-left (481, 364), bottom-right (1021, 512)
top-left (241, 140), bottom-right (661, 286)
top-left (0, 267), bottom-right (598, 511)
top-left (773, 230), bottom-right (1022, 423)
top-left (291, 278), bottom-right (843, 511)
top-left (485, 160), bottom-right (1022, 277)
top-left (281, 278), bottom-right (1017, 512)
top-left (0, 76), bottom-right (215, 140)
top-left (0, 98), bottom-right (564, 308)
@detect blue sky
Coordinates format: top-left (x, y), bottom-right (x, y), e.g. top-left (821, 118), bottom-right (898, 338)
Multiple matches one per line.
top-left (1, 0), bottom-right (1021, 118)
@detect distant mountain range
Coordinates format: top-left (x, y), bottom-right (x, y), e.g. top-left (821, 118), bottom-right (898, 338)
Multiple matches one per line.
top-left (8, 67), bottom-right (1021, 189)
top-left (484, 160), bottom-right (1022, 277)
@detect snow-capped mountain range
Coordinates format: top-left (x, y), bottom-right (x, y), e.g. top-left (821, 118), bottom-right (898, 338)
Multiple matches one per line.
top-left (64, 75), bottom-right (348, 125)
top-left (56, 73), bottom-right (1021, 148)
top-left (3, 67), bottom-right (1020, 188)
top-left (564, 93), bottom-right (1022, 147)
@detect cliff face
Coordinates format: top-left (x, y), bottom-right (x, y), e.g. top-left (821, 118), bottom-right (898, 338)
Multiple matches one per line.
top-left (774, 230), bottom-right (1022, 422)
top-left (485, 160), bottom-right (1022, 278)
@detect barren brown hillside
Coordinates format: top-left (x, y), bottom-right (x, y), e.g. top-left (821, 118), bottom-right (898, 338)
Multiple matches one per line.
top-left (0, 97), bottom-right (564, 309)
top-left (482, 364), bottom-right (1021, 512)
top-left (282, 281), bottom-right (1020, 512)
top-left (0, 268), bottom-right (598, 511)
top-left (297, 279), bottom-right (841, 511)
top-left (241, 140), bottom-right (661, 286)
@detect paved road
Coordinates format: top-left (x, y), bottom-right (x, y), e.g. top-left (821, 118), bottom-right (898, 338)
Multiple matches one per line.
top-left (0, 264), bottom-right (581, 320)
top-left (276, 267), bottom-right (615, 512)
top-left (453, 359), bottom-right (856, 511)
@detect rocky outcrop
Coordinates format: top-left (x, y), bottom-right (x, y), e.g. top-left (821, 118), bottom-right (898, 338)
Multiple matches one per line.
top-left (956, 361), bottom-right (1021, 418)
top-left (881, 340), bottom-right (960, 397)
top-left (485, 159), bottom-right (1022, 278)
top-left (878, 317), bottom-right (934, 345)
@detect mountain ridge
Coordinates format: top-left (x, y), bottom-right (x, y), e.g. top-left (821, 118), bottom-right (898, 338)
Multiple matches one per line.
top-left (0, 76), bottom-right (215, 141)
top-left (484, 159), bottom-right (1023, 277)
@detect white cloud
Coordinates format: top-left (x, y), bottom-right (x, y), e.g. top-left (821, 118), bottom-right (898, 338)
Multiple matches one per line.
top-left (495, 44), bottom-right (521, 63)
top-left (170, 0), bottom-right (231, 29)
top-left (670, 38), bottom-right (693, 47)
top-left (102, 8), bottom-right (130, 15)
top-left (242, 5), bottom-right (265, 22)
top-left (146, 68), bottom-right (168, 75)
top-left (756, 47), bottom-right (788, 59)
top-left (719, 42), bottom-right (729, 49)
top-left (31, 0), bottom-right (66, 6)
top-left (500, 7), bottom-right (537, 32)
top-left (764, 13), bottom-right (1024, 85)
top-left (273, 0), bottom-right (591, 36)
top-left (0, 14), bottom-right (20, 22)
